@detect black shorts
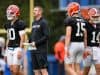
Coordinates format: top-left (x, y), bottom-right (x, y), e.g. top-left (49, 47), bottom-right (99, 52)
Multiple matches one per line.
top-left (30, 52), bottom-right (48, 70)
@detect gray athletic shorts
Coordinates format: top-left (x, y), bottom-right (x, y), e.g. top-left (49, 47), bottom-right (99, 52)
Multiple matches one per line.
top-left (64, 42), bottom-right (84, 64)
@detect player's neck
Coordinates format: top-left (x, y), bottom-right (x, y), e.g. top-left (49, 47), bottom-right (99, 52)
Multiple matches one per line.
top-left (92, 24), bottom-right (96, 28)
top-left (11, 18), bottom-right (18, 25)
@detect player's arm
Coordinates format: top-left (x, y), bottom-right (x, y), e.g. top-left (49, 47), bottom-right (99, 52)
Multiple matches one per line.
top-left (17, 21), bottom-right (26, 59)
top-left (18, 21), bottom-right (26, 49)
top-left (65, 26), bottom-right (72, 56)
top-left (19, 30), bottom-right (26, 49)
top-left (17, 30), bottom-right (26, 59)
top-left (83, 26), bottom-right (91, 58)
top-left (84, 29), bottom-right (87, 48)
top-left (64, 18), bottom-right (72, 56)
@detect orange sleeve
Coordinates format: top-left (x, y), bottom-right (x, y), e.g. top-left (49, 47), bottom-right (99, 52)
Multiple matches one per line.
top-left (54, 42), bottom-right (65, 61)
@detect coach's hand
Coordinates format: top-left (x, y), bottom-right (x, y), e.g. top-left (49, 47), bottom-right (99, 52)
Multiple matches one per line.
top-left (31, 42), bottom-right (36, 47)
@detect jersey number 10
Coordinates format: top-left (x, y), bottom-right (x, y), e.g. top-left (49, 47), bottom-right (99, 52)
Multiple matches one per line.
top-left (7, 28), bottom-right (15, 40)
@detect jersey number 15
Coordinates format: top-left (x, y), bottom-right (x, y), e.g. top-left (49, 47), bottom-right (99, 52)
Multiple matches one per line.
top-left (76, 22), bottom-right (85, 37)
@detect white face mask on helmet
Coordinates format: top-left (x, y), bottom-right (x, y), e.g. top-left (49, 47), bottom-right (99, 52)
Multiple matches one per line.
top-left (6, 10), bottom-right (15, 20)
top-left (6, 10), bottom-right (14, 20)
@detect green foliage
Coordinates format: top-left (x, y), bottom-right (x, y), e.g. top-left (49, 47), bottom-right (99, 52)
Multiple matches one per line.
top-left (0, 0), bottom-right (29, 28)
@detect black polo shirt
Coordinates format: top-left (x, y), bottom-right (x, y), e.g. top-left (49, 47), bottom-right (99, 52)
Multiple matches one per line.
top-left (29, 17), bottom-right (49, 53)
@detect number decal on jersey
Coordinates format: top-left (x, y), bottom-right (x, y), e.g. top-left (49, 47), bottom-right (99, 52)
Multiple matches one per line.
top-left (91, 32), bottom-right (100, 43)
top-left (76, 22), bottom-right (85, 36)
top-left (8, 28), bottom-right (15, 40)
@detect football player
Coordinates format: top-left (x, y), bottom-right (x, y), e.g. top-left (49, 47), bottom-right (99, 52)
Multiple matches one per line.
top-left (4, 5), bottom-right (26, 75)
top-left (83, 8), bottom-right (100, 75)
top-left (64, 2), bottom-right (87, 75)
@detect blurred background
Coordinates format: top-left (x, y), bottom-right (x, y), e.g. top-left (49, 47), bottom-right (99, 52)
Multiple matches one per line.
top-left (0, 0), bottom-right (99, 75)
